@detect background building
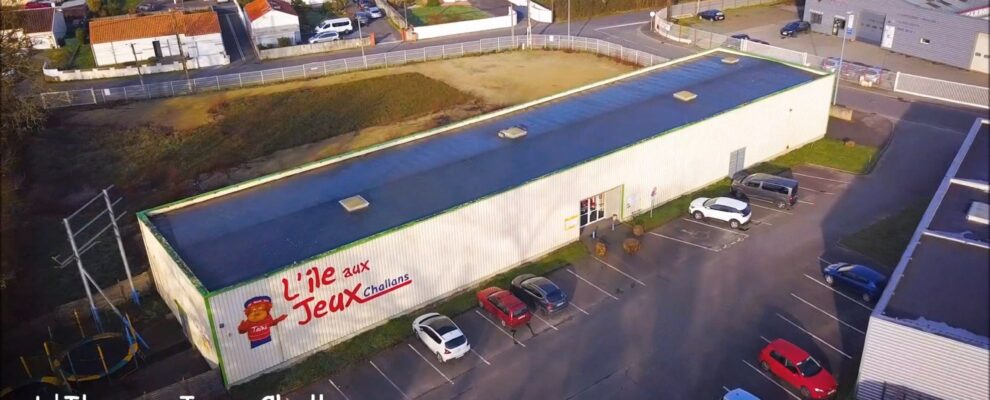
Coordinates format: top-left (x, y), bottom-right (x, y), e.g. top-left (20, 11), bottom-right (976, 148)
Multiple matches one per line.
top-left (857, 119), bottom-right (989, 400)
top-left (803, 0), bottom-right (989, 73)
top-left (244, 0), bottom-right (301, 47)
top-left (138, 49), bottom-right (834, 386)
top-left (2, 7), bottom-right (66, 50)
top-left (89, 11), bottom-right (229, 68)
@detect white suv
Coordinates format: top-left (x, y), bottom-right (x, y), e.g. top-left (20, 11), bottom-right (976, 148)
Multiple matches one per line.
top-left (688, 197), bottom-right (751, 229)
top-left (412, 313), bottom-right (470, 362)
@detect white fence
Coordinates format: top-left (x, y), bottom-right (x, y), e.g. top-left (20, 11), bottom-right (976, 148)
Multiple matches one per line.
top-left (652, 12), bottom-right (988, 109)
top-left (412, 9), bottom-right (516, 40)
top-left (39, 35), bottom-right (666, 109)
top-left (258, 36), bottom-right (375, 60)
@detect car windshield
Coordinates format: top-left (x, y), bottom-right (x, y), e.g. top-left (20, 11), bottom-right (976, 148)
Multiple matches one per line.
top-left (444, 334), bottom-right (466, 349)
top-left (703, 198), bottom-right (717, 207)
top-left (797, 357), bottom-right (822, 377)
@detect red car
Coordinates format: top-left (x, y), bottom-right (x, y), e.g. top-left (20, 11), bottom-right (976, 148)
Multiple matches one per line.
top-left (476, 287), bottom-right (531, 329)
top-left (759, 339), bottom-right (837, 399)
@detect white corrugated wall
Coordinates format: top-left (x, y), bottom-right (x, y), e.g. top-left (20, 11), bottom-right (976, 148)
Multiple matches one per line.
top-left (858, 316), bottom-right (989, 399)
top-left (139, 218), bottom-right (219, 368)
top-left (207, 72), bottom-right (834, 385)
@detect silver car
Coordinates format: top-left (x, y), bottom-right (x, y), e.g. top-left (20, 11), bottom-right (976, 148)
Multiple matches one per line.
top-left (308, 31), bottom-right (340, 44)
top-left (367, 6), bottom-right (383, 18)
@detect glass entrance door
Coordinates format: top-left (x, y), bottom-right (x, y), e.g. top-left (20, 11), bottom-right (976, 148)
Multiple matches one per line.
top-left (579, 194), bottom-right (606, 228)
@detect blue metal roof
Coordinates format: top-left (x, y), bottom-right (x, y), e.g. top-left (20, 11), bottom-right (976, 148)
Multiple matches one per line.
top-left (148, 52), bottom-right (821, 292)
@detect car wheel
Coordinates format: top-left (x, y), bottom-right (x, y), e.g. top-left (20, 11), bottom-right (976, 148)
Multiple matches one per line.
top-left (729, 220), bottom-right (740, 229)
top-left (775, 200), bottom-right (787, 209)
top-left (693, 211), bottom-right (704, 220)
top-left (760, 360), bottom-right (769, 372)
top-left (824, 275), bottom-right (835, 286)
top-left (862, 293), bottom-right (873, 302)
top-left (800, 387), bottom-right (810, 398)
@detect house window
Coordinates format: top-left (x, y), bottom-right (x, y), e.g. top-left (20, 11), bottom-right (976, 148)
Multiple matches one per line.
top-left (810, 11), bottom-right (823, 24)
top-left (920, 38), bottom-right (931, 44)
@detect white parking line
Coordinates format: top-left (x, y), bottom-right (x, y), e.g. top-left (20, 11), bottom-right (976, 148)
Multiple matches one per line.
top-left (647, 232), bottom-right (720, 252)
top-left (776, 313), bottom-right (853, 359)
top-left (328, 378), bottom-right (351, 400)
top-left (748, 202), bottom-right (794, 215)
top-left (793, 172), bottom-right (851, 184)
top-left (722, 386), bottom-right (730, 392)
top-left (570, 302), bottom-right (591, 315)
top-left (593, 256), bottom-right (646, 286)
top-left (753, 219), bottom-right (773, 226)
top-left (473, 309), bottom-right (527, 347)
top-left (741, 360), bottom-right (801, 400)
top-left (567, 269), bottom-right (620, 300)
top-left (818, 257), bottom-right (832, 265)
top-left (791, 293), bottom-right (866, 335)
top-left (369, 360), bottom-right (411, 400)
top-left (802, 185), bottom-right (834, 195)
top-left (681, 218), bottom-right (749, 237)
top-left (532, 313), bottom-right (559, 331)
top-left (803, 274), bottom-right (874, 311)
top-left (471, 349), bottom-right (491, 366)
top-left (797, 199), bottom-right (816, 205)
top-left (407, 343), bottom-right (454, 384)
top-left (595, 20), bottom-right (650, 29)
top-left (760, 335), bottom-right (771, 343)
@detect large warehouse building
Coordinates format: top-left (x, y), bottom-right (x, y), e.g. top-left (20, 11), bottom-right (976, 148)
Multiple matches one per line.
top-left (138, 49), bottom-right (834, 385)
top-left (803, 0), bottom-right (989, 73)
top-left (856, 118), bottom-right (989, 400)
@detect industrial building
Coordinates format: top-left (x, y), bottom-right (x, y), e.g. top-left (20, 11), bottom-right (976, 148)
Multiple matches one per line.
top-left (857, 119), bottom-right (989, 400)
top-left (803, 0), bottom-right (989, 73)
top-left (138, 49), bottom-right (834, 385)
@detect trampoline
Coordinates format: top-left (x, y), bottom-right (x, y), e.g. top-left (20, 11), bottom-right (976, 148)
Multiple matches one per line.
top-left (52, 331), bottom-right (141, 383)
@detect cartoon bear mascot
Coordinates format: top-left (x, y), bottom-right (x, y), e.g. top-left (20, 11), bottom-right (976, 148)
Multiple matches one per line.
top-left (238, 296), bottom-right (287, 349)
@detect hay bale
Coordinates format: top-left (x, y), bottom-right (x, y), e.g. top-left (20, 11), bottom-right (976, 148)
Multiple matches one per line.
top-left (623, 238), bottom-right (640, 254)
top-left (632, 224), bottom-right (644, 237)
top-left (595, 241), bottom-right (607, 257)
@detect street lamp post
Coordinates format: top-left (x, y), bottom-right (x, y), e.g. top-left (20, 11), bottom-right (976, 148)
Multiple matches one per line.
top-left (567, 0), bottom-right (570, 38)
top-left (832, 11), bottom-right (853, 105)
top-left (358, 19), bottom-right (367, 68)
top-left (526, 0), bottom-right (532, 47)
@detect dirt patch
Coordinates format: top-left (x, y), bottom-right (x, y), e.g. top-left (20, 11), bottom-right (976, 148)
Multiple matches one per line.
top-left (62, 50), bottom-right (636, 131)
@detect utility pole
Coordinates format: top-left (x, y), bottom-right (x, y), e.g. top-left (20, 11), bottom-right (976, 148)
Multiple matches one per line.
top-left (567, 0), bottom-right (570, 38)
top-left (171, 11), bottom-right (191, 85)
top-left (129, 43), bottom-right (148, 98)
top-left (833, 11), bottom-right (852, 105)
top-left (357, 19), bottom-right (367, 68)
top-left (526, 0), bottom-right (532, 47)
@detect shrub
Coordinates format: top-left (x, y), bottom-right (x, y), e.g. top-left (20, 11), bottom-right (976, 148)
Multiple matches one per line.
top-left (277, 37), bottom-right (293, 47)
top-left (74, 27), bottom-right (88, 44)
top-left (426, 0), bottom-right (439, 6)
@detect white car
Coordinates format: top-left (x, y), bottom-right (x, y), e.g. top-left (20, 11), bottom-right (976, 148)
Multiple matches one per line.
top-left (308, 31), bottom-right (340, 44)
top-left (412, 313), bottom-right (470, 362)
top-left (315, 17), bottom-right (354, 35)
top-left (688, 196), bottom-right (751, 229)
top-left (366, 6), bottom-right (383, 18)
top-left (723, 388), bottom-right (760, 400)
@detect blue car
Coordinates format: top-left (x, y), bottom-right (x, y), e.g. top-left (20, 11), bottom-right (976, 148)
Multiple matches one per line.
top-left (780, 20), bottom-right (811, 37)
top-left (823, 263), bottom-right (888, 302)
top-left (698, 9), bottom-right (725, 21)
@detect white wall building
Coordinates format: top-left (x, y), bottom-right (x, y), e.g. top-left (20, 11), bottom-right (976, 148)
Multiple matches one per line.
top-left (3, 7), bottom-right (66, 49)
top-left (244, 0), bottom-right (300, 47)
top-left (138, 49), bottom-right (834, 386)
top-left (89, 11), bottom-right (229, 68)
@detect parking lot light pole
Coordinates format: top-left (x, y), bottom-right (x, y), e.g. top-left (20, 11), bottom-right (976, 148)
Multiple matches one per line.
top-left (567, 0), bottom-right (570, 37)
top-left (832, 11), bottom-right (852, 105)
top-left (358, 20), bottom-right (367, 68)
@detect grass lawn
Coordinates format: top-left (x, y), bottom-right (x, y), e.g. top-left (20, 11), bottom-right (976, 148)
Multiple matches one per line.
top-left (840, 203), bottom-right (926, 267)
top-left (47, 37), bottom-right (95, 70)
top-left (230, 242), bottom-right (587, 396)
top-left (407, 5), bottom-right (489, 26)
top-left (633, 137), bottom-right (879, 231)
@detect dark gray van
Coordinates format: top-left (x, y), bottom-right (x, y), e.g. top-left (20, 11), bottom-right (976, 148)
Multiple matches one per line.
top-left (730, 173), bottom-right (799, 209)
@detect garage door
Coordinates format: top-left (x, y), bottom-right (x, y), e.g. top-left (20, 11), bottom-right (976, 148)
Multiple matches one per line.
top-left (857, 10), bottom-right (886, 45)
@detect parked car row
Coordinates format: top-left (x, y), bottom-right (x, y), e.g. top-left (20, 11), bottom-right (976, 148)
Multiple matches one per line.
top-left (414, 274), bottom-right (569, 362)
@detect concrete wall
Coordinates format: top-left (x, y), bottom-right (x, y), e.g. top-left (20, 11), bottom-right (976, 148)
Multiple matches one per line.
top-left (858, 316), bottom-right (989, 400)
top-left (44, 55), bottom-right (230, 82)
top-left (507, 0), bottom-right (552, 23)
top-left (92, 32), bottom-right (228, 67)
top-left (258, 35), bottom-right (374, 59)
top-left (198, 56), bottom-right (833, 385)
top-left (804, 0), bottom-right (990, 71)
top-left (413, 11), bottom-right (515, 40)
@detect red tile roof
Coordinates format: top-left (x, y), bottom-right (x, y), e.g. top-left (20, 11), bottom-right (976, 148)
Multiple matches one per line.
top-left (7, 7), bottom-right (55, 34)
top-left (89, 11), bottom-right (221, 44)
top-left (245, 0), bottom-right (297, 22)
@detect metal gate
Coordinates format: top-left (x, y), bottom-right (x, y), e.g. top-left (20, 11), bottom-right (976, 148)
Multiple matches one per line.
top-left (858, 10), bottom-right (886, 45)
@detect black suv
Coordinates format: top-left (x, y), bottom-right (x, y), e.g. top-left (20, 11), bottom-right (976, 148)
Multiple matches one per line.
top-left (730, 173), bottom-right (799, 209)
top-left (780, 20), bottom-right (811, 37)
top-left (510, 274), bottom-right (568, 315)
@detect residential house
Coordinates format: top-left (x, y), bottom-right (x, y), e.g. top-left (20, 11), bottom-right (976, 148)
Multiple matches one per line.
top-left (88, 11), bottom-right (229, 68)
top-left (244, 0), bottom-right (300, 47)
top-left (3, 7), bottom-right (67, 49)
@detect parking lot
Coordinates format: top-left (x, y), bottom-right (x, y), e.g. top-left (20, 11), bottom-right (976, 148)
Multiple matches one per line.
top-left (285, 99), bottom-right (972, 399)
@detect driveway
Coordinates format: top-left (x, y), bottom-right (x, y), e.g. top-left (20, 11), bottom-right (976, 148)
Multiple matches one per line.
top-left (284, 93), bottom-right (981, 399)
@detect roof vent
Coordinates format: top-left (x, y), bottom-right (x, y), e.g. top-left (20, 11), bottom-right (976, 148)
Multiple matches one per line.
top-left (498, 125), bottom-right (528, 139)
top-left (721, 56), bottom-right (740, 64)
top-left (673, 90), bottom-right (697, 102)
top-left (967, 201), bottom-right (988, 225)
top-left (340, 195), bottom-right (370, 213)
